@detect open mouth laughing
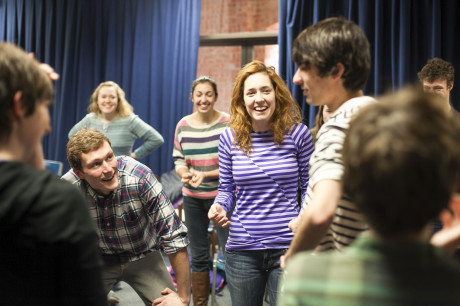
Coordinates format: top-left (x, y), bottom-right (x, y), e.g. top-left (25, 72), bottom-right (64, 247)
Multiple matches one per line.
top-left (102, 174), bottom-right (115, 182)
top-left (254, 106), bottom-right (268, 112)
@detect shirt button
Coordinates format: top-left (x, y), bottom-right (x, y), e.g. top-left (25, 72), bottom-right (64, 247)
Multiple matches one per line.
top-left (107, 223), bottom-right (110, 226)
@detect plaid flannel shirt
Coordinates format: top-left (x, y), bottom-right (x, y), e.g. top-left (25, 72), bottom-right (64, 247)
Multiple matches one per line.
top-left (62, 156), bottom-right (188, 262)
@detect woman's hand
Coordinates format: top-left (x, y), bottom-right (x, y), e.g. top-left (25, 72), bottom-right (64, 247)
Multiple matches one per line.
top-left (180, 172), bottom-right (194, 187)
top-left (431, 194), bottom-right (460, 256)
top-left (189, 172), bottom-right (206, 188)
top-left (288, 217), bottom-right (300, 233)
top-left (208, 203), bottom-right (230, 227)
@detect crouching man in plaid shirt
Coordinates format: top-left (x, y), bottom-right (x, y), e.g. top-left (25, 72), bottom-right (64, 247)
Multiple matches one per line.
top-left (62, 128), bottom-right (190, 306)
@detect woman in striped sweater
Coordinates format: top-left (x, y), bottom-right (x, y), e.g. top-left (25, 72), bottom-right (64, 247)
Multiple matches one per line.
top-left (208, 61), bottom-right (314, 306)
top-left (172, 76), bottom-right (230, 306)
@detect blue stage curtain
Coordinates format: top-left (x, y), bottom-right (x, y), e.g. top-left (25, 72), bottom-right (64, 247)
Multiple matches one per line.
top-left (0, 0), bottom-right (201, 175)
top-left (279, 0), bottom-right (460, 128)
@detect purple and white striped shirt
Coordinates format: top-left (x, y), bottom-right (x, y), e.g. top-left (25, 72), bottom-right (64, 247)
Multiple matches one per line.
top-left (214, 123), bottom-right (314, 251)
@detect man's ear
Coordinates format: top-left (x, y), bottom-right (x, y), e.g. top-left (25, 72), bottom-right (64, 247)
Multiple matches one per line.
top-left (12, 91), bottom-right (25, 121)
top-left (448, 82), bottom-right (454, 91)
top-left (73, 168), bottom-right (85, 180)
top-left (331, 62), bottom-right (345, 80)
top-left (448, 193), bottom-right (460, 218)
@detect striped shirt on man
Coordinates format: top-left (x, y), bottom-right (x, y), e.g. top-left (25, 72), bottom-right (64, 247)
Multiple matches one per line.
top-left (303, 96), bottom-right (376, 252)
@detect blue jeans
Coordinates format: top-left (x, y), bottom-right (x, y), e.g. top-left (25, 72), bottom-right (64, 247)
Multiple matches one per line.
top-left (183, 196), bottom-right (230, 272)
top-left (225, 248), bottom-right (286, 306)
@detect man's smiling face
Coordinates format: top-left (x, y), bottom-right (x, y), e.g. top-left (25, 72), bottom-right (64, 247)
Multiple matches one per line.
top-left (74, 140), bottom-right (119, 196)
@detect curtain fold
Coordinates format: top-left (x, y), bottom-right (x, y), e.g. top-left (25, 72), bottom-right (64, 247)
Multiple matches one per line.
top-left (0, 0), bottom-right (201, 175)
top-left (279, 0), bottom-right (460, 128)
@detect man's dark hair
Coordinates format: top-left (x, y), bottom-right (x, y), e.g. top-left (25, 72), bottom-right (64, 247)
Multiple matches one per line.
top-left (292, 17), bottom-right (371, 92)
top-left (418, 57), bottom-right (455, 87)
top-left (343, 88), bottom-right (460, 238)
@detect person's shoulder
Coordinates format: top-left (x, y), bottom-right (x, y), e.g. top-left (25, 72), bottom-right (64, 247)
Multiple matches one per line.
top-left (121, 113), bottom-right (138, 123)
top-left (118, 155), bottom-right (152, 177)
top-left (0, 162), bottom-right (51, 191)
top-left (289, 122), bottom-right (309, 134)
top-left (0, 162), bottom-right (90, 227)
top-left (218, 111), bottom-right (231, 122)
top-left (451, 107), bottom-right (460, 118)
top-left (288, 123), bottom-right (312, 142)
top-left (7, 162), bottom-right (60, 184)
top-left (210, 112), bottom-right (230, 129)
top-left (61, 168), bottom-right (81, 184)
top-left (326, 96), bottom-right (376, 128)
top-left (8, 163), bottom-right (86, 211)
top-left (221, 126), bottom-right (234, 138)
top-left (45, 175), bottom-right (85, 199)
top-left (86, 112), bottom-right (98, 120)
top-left (286, 251), bottom-right (338, 278)
top-left (78, 113), bottom-right (101, 126)
top-left (176, 115), bottom-right (192, 128)
top-left (342, 96), bottom-right (376, 112)
top-left (35, 177), bottom-right (95, 241)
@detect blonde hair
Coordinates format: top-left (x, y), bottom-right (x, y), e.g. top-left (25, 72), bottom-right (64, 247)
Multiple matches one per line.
top-left (88, 81), bottom-right (133, 117)
top-left (230, 60), bottom-right (302, 156)
top-left (310, 105), bottom-right (325, 142)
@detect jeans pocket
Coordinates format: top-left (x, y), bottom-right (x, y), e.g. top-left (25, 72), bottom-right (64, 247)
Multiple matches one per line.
top-left (225, 249), bottom-right (239, 255)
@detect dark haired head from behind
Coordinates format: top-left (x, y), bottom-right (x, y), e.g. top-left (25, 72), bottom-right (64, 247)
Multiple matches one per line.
top-left (292, 17), bottom-right (371, 92)
top-left (0, 42), bottom-right (107, 305)
top-left (343, 87), bottom-right (460, 239)
top-left (0, 42), bottom-right (54, 142)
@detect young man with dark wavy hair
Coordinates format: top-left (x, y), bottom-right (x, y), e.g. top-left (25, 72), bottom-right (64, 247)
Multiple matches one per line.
top-left (283, 17), bottom-right (376, 264)
top-left (280, 88), bottom-right (460, 305)
top-left (418, 57), bottom-right (455, 112)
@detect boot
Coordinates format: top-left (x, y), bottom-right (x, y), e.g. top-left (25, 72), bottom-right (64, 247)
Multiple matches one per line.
top-left (192, 271), bottom-right (210, 306)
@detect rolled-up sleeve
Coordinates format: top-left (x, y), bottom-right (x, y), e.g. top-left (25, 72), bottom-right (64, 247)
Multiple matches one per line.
top-left (142, 173), bottom-right (189, 254)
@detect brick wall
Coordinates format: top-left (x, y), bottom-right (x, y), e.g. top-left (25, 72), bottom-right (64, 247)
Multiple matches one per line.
top-left (196, 0), bottom-right (279, 113)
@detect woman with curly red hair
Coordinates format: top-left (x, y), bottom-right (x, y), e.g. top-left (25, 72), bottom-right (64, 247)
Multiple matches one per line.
top-left (208, 61), bottom-right (314, 305)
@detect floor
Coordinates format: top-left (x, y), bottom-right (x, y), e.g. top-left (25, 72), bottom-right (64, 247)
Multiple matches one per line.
top-left (110, 280), bottom-right (233, 306)
top-left (110, 247), bottom-right (235, 306)
top-left (111, 252), bottom-right (270, 305)
top-left (110, 219), bottom-right (270, 305)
